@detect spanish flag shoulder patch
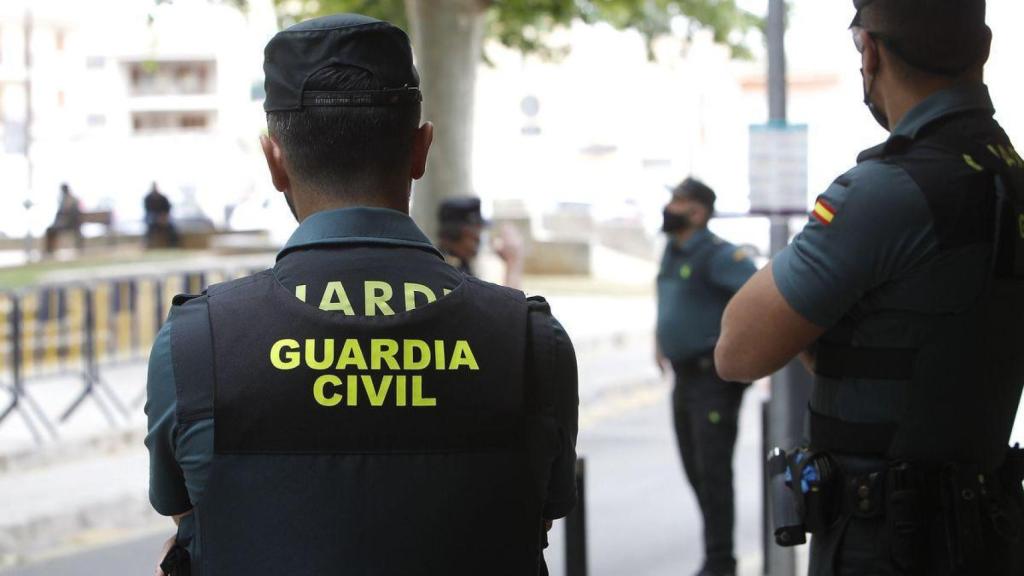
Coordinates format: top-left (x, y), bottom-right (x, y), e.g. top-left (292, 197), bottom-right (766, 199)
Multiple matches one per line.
top-left (812, 197), bottom-right (836, 226)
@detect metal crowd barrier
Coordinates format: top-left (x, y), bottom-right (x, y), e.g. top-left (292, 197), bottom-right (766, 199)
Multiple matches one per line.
top-left (0, 268), bottom-right (255, 443)
top-left (0, 293), bottom-right (59, 443)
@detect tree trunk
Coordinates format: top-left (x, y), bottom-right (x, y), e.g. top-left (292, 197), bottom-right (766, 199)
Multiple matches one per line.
top-left (404, 0), bottom-right (487, 240)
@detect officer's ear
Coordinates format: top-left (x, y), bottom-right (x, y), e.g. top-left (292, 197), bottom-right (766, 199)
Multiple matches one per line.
top-left (260, 134), bottom-right (291, 193)
top-left (410, 122), bottom-right (434, 181)
top-left (858, 29), bottom-right (881, 80)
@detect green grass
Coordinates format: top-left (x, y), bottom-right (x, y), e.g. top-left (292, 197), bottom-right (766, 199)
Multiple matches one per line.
top-left (0, 250), bottom-right (201, 291)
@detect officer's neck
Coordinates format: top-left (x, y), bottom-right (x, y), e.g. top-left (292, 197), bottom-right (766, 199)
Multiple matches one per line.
top-left (882, 73), bottom-right (983, 133)
top-left (293, 187), bottom-right (411, 222)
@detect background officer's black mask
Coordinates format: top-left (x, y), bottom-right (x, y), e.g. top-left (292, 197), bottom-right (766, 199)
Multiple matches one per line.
top-left (861, 68), bottom-right (890, 131)
top-left (662, 210), bottom-right (692, 234)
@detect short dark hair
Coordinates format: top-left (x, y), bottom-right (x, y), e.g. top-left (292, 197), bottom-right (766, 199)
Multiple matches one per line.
top-left (858, 0), bottom-right (989, 77)
top-left (672, 177), bottom-right (716, 214)
top-left (266, 65), bottom-right (421, 195)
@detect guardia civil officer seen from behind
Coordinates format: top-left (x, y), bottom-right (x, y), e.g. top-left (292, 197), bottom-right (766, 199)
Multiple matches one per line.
top-left (144, 14), bottom-right (579, 576)
top-left (716, 1), bottom-right (1024, 574)
top-left (655, 178), bottom-right (756, 576)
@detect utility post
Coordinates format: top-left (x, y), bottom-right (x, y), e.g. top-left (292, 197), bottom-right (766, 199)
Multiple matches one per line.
top-left (22, 6), bottom-right (35, 260)
top-left (767, 0), bottom-right (787, 124)
top-left (763, 0), bottom-right (812, 575)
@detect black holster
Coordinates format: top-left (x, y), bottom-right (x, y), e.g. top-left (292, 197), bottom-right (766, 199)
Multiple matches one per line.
top-left (939, 463), bottom-right (987, 573)
top-left (822, 448), bottom-right (1024, 576)
top-left (160, 543), bottom-right (191, 576)
top-left (886, 463), bottom-right (925, 574)
top-left (989, 446), bottom-right (1024, 575)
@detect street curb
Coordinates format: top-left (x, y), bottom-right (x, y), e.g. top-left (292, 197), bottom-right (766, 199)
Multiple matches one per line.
top-left (0, 494), bottom-right (163, 568)
top-left (0, 428), bottom-right (145, 475)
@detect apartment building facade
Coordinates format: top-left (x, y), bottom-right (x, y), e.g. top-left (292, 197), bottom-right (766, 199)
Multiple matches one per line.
top-left (0, 0), bottom-right (275, 238)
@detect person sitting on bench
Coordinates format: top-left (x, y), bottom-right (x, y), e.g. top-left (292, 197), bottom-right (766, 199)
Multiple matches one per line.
top-left (44, 183), bottom-right (84, 255)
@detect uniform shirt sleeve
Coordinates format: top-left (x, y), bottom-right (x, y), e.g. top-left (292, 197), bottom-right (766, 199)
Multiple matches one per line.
top-left (145, 296), bottom-right (216, 517)
top-left (771, 162), bottom-right (935, 328)
top-left (540, 313), bottom-right (580, 520)
top-left (708, 244), bottom-right (758, 295)
top-left (143, 321), bottom-right (192, 516)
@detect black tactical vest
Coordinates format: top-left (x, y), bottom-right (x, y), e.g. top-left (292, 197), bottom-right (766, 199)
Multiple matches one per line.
top-left (809, 115), bottom-right (1024, 471)
top-left (186, 270), bottom-right (547, 575)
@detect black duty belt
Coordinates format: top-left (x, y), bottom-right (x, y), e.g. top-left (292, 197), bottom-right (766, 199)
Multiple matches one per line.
top-left (676, 353), bottom-right (715, 374)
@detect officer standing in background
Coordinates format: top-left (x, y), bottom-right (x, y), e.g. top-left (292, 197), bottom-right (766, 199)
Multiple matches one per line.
top-left (144, 182), bottom-right (179, 248)
top-left (438, 196), bottom-right (524, 287)
top-left (656, 178), bottom-right (756, 576)
top-left (145, 15), bottom-right (578, 575)
top-left (717, 1), bottom-right (1024, 574)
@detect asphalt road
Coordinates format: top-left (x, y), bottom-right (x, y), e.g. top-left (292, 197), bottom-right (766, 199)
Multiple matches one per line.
top-left (4, 531), bottom-right (170, 576)
top-left (5, 382), bottom-right (766, 576)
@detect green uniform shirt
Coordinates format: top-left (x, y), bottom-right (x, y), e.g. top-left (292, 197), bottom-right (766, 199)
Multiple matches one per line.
top-left (657, 227), bottom-right (756, 363)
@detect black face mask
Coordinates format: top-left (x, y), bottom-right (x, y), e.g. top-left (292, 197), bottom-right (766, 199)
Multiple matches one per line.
top-left (662, 210), bottom-right (692, 234)
top-left (861, 68), bottom-right (890, 131)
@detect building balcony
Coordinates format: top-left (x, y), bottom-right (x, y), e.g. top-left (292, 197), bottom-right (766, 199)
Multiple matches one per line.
top-left (126, 60), bottom-right (216, 98)
top-left (125, 94), bottom-right (219, 113)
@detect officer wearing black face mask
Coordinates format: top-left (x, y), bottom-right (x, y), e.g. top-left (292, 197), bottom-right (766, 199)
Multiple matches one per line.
top-left (655, 177), bottom-right (756, 576)
top-left (716, 1), bottom-right (1024, 575)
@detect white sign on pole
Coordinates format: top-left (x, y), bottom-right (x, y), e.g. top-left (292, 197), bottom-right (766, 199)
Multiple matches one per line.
top-left (748, 123), bottom-right (809, 214)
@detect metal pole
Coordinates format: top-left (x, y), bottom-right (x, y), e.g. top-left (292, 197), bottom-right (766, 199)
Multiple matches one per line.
top-left (761, 399), bottom-right (771, 573)
top-left (565, 457), bottom-right (588, 576)
top-left (767, 0), bottom-right (787, 125)
top-left (22, 7), bottom-right (35, 261)
top-left (764, 2), bottom-right (809, 575)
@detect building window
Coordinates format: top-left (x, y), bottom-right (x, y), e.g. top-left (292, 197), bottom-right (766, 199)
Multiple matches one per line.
top-left (132, 111), bottom-right (214, 133)
top-left (128, 61), bottom-right (216, 97)
top-left (87, 114), bottom-right (105, 127)
top-left (86, 56), bottom-right (105, 69)
top-left (180, 114), bottom-right (208, 129)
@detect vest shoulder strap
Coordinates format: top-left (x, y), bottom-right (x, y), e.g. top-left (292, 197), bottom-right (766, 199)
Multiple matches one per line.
top-left (527, 296), bottom-right (556, 414)
top-left (170, 294), bottom-right (215, 423)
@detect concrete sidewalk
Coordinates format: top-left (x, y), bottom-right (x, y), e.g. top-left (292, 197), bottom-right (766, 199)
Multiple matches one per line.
top-left (0, 363), bottom-right (160, 568)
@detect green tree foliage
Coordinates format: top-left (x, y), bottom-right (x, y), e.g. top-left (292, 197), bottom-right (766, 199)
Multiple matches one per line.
top-left (278, 0), bottom-right (761, 59)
